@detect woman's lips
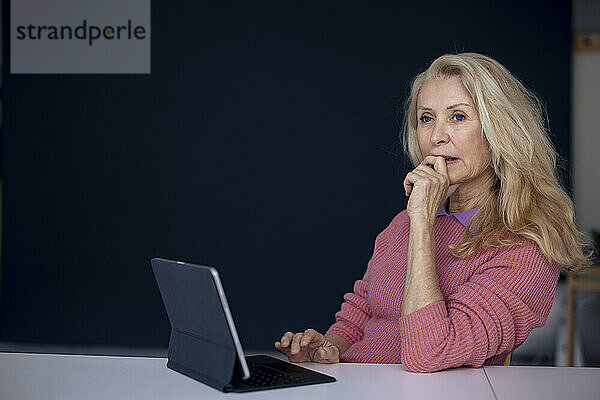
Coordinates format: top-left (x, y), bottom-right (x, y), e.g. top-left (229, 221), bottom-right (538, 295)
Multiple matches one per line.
top-left (445, 158), bottom-right (459, 164)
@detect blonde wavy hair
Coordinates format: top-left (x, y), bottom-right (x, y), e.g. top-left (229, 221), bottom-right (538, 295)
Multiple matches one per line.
top-left (401, 52), bottom-right (593, 272)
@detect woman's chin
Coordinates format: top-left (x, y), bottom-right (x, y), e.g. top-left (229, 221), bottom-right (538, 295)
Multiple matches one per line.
top-left (446, 174), bottom-right (459, 185)
top-left (447, 176), bottom-right (464, 189)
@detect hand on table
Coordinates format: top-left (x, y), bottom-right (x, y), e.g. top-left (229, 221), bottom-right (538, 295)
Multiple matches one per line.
top-left (274, 329), bottom-right (340, 363)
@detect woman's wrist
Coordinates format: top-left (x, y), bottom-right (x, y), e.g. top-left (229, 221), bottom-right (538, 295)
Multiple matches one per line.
top-left (324, 333), bottom-right (351, 355)
top-left (407, 212), bottom-right (436, 231)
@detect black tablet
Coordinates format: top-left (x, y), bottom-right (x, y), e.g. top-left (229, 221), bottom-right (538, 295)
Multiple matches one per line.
top-left (151, 257), bottom-right (336, 392)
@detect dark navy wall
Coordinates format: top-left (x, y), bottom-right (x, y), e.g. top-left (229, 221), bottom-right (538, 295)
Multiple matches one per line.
top-left (0, 1), bottom-right (571, 349)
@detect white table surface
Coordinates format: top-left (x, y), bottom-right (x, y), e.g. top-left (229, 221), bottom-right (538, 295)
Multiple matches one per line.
top-left (484, 365), bottom-right (600, 400)
top-left (0, 352), bottom-right (496, 400)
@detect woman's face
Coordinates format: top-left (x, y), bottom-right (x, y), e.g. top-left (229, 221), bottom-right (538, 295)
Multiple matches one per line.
top-left (416, 76), bottom-right (492, 187)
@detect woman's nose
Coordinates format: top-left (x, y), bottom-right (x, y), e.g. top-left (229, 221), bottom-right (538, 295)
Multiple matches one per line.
top-left (430, 121), bottom-right (450, 145)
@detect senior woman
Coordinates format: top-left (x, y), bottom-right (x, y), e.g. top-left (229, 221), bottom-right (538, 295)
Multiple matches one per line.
top-left (274, 52), bottom-right (592, 373)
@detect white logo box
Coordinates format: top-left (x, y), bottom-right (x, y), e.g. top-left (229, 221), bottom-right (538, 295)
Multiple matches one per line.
top-left (11, 0), bottom-right (151, 74)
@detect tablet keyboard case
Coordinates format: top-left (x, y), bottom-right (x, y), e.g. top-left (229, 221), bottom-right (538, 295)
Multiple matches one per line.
top-left (152, 259), bottom-right (239, 391)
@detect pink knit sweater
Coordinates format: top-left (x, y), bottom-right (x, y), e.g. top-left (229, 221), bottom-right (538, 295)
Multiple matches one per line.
top-left (326, 207), bottom-right (561, 373)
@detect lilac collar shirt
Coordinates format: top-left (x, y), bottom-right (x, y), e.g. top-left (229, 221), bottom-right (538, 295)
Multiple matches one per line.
top-left (436, 198), bottom-right (480, 227)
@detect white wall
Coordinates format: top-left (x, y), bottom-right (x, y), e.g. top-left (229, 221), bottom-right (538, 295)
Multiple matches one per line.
top-left (573, 52), bottom-right (600, 238)
top-left (570, 0), bottom-right (600, 366)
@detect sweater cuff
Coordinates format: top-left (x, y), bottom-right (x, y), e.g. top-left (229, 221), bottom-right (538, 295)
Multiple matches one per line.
top-left (399, 300), bottom-right (447, 337)
top-left (326, 323), bottom-right (360, 345)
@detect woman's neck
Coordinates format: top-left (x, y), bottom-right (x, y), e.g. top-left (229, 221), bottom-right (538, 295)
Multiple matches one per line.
top-left (448, 168), bottom-right (496, 213)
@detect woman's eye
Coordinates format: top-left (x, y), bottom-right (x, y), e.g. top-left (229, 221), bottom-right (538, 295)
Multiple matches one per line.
top-left (419, 116), bottom-right (433, 124)
top-left (453, 113), bottom-right (466, 121)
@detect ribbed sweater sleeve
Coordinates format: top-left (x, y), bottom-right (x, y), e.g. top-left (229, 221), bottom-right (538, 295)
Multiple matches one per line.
top-left (398, 241), bottom-right (561, 373)
top-left (325, 217), bottom-right (396, 344)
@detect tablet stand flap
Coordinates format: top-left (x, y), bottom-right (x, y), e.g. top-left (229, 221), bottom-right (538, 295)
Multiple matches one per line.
top-left (166, 328), bottom-right (237, 392)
